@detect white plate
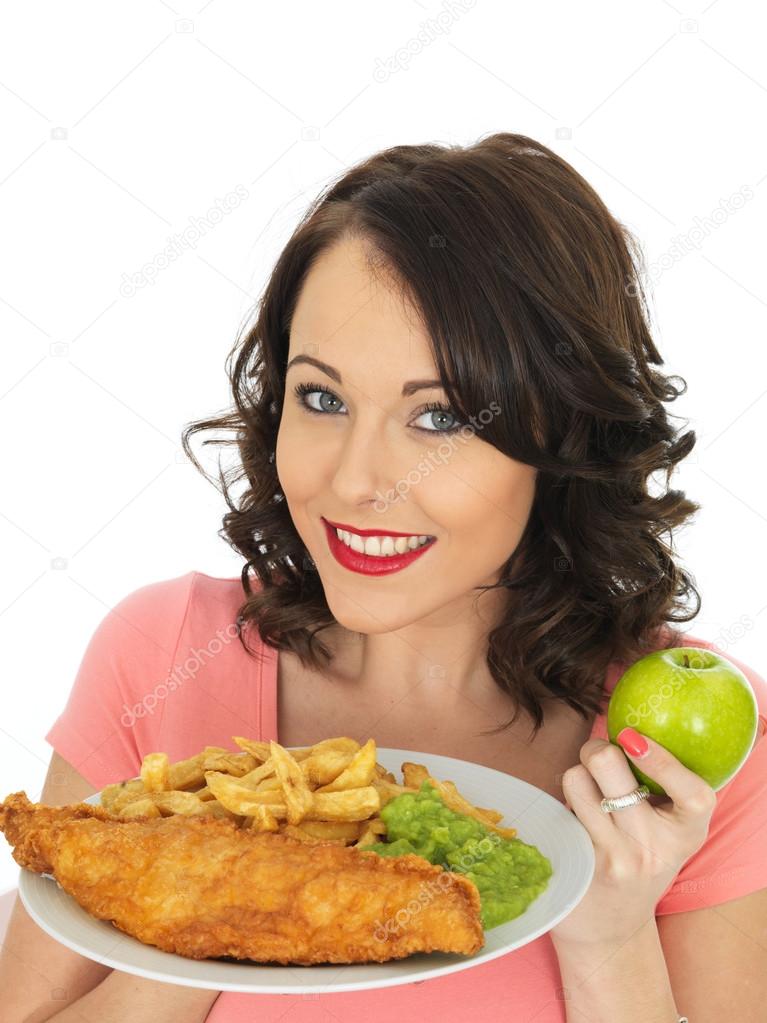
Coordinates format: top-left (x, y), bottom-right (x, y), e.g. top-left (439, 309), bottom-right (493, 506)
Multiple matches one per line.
top-left (18, 747), bottom-right (594, 994)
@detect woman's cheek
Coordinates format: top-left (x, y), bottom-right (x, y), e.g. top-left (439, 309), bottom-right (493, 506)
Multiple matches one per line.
top-left (275, 416), bottom-right (321, 498)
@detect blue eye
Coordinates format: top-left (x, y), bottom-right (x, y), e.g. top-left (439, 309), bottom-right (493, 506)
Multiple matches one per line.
top-left (293, 382), bottom-right (344, 415)
top-left (412, 402), bottom-right (461, 433)
top-left (291, 382), bottom-right (463, 434)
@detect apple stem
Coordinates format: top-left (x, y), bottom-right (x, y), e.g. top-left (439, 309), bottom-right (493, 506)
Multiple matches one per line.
top-left (682, 654), bottom-right (690, 668)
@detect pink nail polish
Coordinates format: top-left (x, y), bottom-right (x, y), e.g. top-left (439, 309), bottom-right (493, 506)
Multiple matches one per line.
top-left (617, 727), bottom-right (649, 759)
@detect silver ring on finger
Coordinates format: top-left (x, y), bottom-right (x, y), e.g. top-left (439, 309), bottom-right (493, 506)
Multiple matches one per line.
top-left (600, 784), bottom-right (651, 813)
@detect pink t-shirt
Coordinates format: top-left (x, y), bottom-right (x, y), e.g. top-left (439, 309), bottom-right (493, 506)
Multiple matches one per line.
top-left (45, 570), bottom-right (767, 1023)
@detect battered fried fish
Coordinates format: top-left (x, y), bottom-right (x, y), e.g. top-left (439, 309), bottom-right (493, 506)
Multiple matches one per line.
top-left (0, 792), bottom-right (484, 965)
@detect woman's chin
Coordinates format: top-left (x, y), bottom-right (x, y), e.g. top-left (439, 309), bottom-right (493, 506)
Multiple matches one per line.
top-left (322, 597), bottom-right (408, 637)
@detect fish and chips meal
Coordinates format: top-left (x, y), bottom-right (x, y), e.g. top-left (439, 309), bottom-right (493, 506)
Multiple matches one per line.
top-left (0, 736), bottom-right (553, 965)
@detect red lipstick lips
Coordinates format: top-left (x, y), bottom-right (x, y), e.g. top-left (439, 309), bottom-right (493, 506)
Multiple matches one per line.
top-left (321, 518), bottom-right (436, 576)
top-left (323, 518), bottom-right (435, 539)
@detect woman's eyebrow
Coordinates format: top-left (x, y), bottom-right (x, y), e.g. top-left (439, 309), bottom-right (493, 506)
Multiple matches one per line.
top-left (285, 354), bottom-right (443, 396)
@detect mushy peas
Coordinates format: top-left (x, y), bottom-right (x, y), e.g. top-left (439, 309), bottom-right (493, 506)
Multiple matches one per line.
top-left (367, 780), bottom-right (553, 930)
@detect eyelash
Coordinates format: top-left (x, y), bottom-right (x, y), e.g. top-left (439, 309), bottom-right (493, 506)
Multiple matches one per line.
top-left (291, 381), bottom-right (464, 435)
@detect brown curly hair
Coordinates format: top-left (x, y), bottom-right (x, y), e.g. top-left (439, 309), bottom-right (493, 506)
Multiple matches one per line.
top-left (181, 131), bottom-right (701, 740)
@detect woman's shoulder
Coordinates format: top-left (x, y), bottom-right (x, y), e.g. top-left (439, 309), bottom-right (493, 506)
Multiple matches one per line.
top-left (87, 569), bottom-right (267, 670)
top-left (127, 568), bottom-right (245, 602)
top-left (183, 569), bottom-right (267, 633)
top-left (121, 568), bottom-right (261, 623)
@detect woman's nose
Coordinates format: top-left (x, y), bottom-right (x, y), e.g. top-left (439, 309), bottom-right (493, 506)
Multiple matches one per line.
top-left (328, 413), bottom-right (399, 512)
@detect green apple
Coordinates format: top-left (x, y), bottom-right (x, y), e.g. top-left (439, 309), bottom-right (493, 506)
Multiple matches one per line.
top-left (607, 647), bottom-right (759, 796)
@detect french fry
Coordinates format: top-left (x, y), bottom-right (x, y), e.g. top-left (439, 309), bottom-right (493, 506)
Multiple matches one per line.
top-left (204, 771), bottom-right (279, 815)
top-left (140, 752), bottom-right (169, 792)
top-left (167, 753), bottom-right (207, 791)
top-left (373, 763), bottom-right (397, 783)
top-left (474, 806), bottom-right (503, 823)
top-left (248, 804), bottom-right (281, 832)
top-left (300, 750), bottom-right (353, 786)
top-left (109, 789), bottom-right (149, 814)
top-left (231, 737), bottom-right (272, 763)
top-left (195, 800), bottom-right (242, 821)
top-left (268, 741), bottom-right (314, 825)
top-left (402, 762), bottom-right (429, 789)
top-left (252, 776), bottom-right (282, 793)
top-left (118, 798), bottom-right (162, 819)
top-left (314, 738), bottom-right (377, 793)
top-left (101, 778), bottom-right (146, 812)
top-left (309, 737), bottom-right (360, 757)
top-left (192, 785), bottom-right (216, 801)
top-left (294, 820), bottom-right (362, 842)
top-left (204, 773), bottom-right (380, 822)
top-left (372, 778), bottom-right (418, 807)
top-left (234, 738), bottom-right (317, 764)
top-left (280, 824), bottom-right (347, 845)
top-left (98, 734), bottom-right (514, 851)
top-left (236, 758), bottom-right (279, 790)
top-left (202, 750), bottom-right (258, 776)
top-left (150, 791), bottom-right (208, 816)
top-left (353, 818), bottom-right (387, 848)
top-left (306, 787), bottom-right (380, 822)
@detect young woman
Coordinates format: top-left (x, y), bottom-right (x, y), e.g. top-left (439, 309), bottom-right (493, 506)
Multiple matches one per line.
top-left (24, 133), bottom-right (767, 1023)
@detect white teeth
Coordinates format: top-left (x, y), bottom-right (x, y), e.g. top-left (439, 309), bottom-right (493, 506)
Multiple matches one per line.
top-left (364, 536), bottom-right (381, 556)
top-left (334, 528), bottom-right (432, 557)
top-left (380, 536), bottom-right (396, 556)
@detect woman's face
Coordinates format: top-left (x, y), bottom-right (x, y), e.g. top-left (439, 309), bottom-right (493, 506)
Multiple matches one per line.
top-left (275, 235), bottom-right (538, 634)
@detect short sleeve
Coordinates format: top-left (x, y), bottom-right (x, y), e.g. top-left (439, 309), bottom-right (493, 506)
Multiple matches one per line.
top-left (44, 571), bottom-right (197, 790)
top-left (654, 644), bottom-right (767, 915)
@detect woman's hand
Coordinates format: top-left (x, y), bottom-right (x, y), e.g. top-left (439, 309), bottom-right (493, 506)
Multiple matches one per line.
top-left (550, 727), bottom-right (718, 947)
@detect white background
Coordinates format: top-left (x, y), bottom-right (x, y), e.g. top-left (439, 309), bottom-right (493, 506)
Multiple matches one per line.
top-left (1, 0), bottom-right (765, 893)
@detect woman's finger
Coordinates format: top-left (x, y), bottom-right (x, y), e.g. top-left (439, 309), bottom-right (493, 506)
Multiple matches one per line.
top-left (569, 738), bottom-right (667, 872)
top-left (615, 728), bottom-right (718, 824)
top-left (561, 762), bottom-right (617, 844)
top-left (579, 736), bottom-right (655, 831)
